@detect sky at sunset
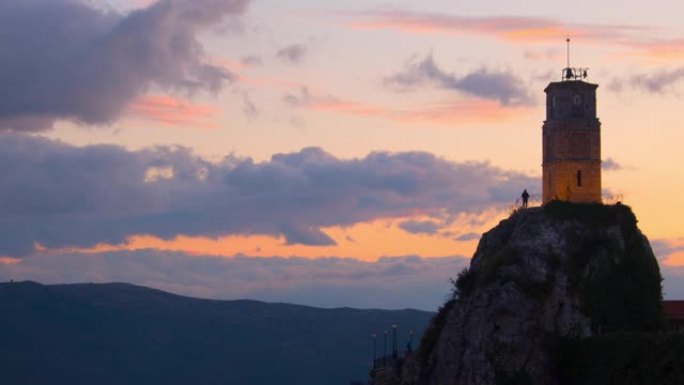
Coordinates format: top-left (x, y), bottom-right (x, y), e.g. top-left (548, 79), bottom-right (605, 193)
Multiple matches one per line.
top-left (1, 0), bottom-right (684, 310)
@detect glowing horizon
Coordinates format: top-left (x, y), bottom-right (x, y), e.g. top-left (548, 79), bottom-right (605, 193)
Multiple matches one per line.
top-left (1, 0), bottom-right (684, 307)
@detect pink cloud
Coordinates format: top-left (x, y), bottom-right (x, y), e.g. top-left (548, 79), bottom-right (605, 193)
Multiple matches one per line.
top-left (620, 38), bottom-right (684, 60)
top-left (339, 11), bottom-right (646, 43)
top-left (338, 10), bottom-right (684, 63)
top-left (0, 257), bottom-right (20, 265)
top-left (128, 95), bottom-right (219, 128)
top-left (286, 88), bottom-right (528, 125)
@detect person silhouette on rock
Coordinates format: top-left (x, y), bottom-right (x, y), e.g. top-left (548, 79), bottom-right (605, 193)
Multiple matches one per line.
top-left (521, 189), bottom-right (530, 208)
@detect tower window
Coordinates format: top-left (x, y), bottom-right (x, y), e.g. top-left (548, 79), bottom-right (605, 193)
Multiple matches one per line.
top-left (577, 170), bottom-right (582, 187)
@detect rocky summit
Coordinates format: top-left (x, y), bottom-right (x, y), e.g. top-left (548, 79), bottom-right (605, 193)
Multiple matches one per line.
top-left (374, 201), bottom-right (665, 385)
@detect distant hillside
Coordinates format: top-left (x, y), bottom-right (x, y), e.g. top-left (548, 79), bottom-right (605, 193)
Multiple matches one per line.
top-left (0, 281), bottom-right (433, 385)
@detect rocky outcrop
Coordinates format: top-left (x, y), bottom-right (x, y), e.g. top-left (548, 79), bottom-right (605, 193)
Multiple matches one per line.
top-left (395, 202), bottom-right (665, 385)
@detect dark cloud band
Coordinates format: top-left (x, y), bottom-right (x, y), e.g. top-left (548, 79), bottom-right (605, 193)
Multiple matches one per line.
top-left (0, 134), bottom-right (537, 256)
top-left (0, 0), bottom-right (249, 132)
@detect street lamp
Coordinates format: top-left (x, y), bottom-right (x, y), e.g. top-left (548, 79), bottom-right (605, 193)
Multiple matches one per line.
top-left (372, 333), bottom-right (376, 369)
top-left (383, 330), bottom-right (387, 367)
top-left (409, 330), bottom-right (414, 353)
top-left (392, 324), bottom-right (397, 359)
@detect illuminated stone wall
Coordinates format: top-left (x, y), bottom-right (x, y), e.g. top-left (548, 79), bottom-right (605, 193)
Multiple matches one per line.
top-left (542, 80), bottom-right (602, 203)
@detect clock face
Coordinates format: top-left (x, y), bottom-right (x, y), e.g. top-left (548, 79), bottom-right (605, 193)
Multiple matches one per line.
top-left (572, 94), bottom-right (584, 106)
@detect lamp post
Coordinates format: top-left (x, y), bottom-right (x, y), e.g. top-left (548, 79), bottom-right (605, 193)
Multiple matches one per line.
top-left (409, 330), bottom-right (414, 352)
top-left (383, 330), bottom-right (387, 367)
top-left (392, 324), bottom-right (397, 359)
top-left (372, 333), bottom-right (377, 369)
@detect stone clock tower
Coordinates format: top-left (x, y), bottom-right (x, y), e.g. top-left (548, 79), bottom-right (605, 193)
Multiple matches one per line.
top-left (542, 66), bottom-right (601, 203)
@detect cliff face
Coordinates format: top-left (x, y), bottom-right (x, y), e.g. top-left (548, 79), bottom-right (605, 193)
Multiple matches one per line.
top-left (399, 202), bottom-right (664, 385)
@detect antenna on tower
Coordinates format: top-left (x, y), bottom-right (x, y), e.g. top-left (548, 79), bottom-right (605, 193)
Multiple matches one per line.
top-left (562, 37), bottom-right (588, 81)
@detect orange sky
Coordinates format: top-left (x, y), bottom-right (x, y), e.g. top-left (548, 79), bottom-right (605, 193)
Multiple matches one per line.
top-left (38, 1), bottom-right (684, 266)
top-left (3, 0), bottom-right (684, 307)
top-left (40, 209), bottom-right (508, 262)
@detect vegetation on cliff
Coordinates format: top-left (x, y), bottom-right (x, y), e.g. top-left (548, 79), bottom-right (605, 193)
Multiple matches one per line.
top-left (452, 201), bottom-right (665, 333)
top-left (402, 201), bottom-right (670, 385)
top-left (542, 201), bottom-right (664, 332)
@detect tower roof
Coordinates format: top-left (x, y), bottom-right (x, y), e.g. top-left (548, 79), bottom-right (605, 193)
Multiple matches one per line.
top-left (544, 80), bottom-right (598, 93)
